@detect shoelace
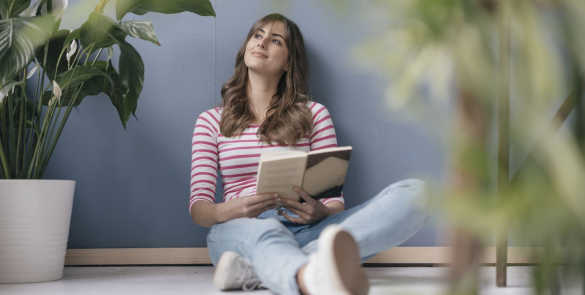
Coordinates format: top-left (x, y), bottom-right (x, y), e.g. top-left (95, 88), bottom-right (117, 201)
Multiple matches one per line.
top-left (234, 257), bottom-right (267, 291)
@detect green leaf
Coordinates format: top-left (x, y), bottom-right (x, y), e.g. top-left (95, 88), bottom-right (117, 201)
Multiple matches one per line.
top-left (40, 61), bottom-right (128, 128)
top-left (80, 12), bottom-right (126, 52)
top-left (123, 0), bottom-right (215, 20)
top-left (0, 16), bottom-right (55, 85)
top-left (117, 39), bottom-right (143, 124)
top-left (53, 65), bottom-right (112, 92)
top-left (63, 27), bottom-right (79, 48)
top-left (115, 0), bottom-right (146, 21)
top-left (35, 29), bottom-right (69, 80)
top-left (18, 0), bottom-right (46, 17)
top-left (0, 80), bottom-right (23, 93)
top-left (99, 60), bottom-right (128, 129)
top-left (0, 0), bottom-right (31, 19)
top-left (117, 20), bottom-right (159, 45)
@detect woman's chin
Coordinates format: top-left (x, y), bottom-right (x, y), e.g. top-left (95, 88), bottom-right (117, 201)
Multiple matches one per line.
top-left (247, 66), bottom-right (277, 76)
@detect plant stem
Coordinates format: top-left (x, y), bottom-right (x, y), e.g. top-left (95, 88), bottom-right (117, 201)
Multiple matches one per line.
top-left (15, 69), bottom-right (28, 177)
top-left (39, 47), bottom-right (101, 177)
top-left (33, 45), bottom-right (92, 178)
top-left (0, 90), bottom-right (8, 178)
top-left (27, 64), bottom-right (43, 176)
top-left (0, 136), bottom-right (9, 178)
top-left (93, 48), bottom-right (104, 64)
top-left (7, 89), bottom-right (16, 177)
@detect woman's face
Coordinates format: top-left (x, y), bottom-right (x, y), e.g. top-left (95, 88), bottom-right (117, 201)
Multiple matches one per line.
top-left (244, 21), bottom-right (290, 77)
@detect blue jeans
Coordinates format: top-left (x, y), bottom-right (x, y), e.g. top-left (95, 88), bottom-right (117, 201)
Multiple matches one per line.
top-left (206, 178), bottom-right (431, 295)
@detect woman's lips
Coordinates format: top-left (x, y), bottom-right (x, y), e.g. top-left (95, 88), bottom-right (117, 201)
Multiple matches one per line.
top-left (252, 52), bottom-right (267, 58)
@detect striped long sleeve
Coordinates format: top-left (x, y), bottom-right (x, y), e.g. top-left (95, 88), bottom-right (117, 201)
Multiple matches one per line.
top-left (309, 103), bottom-right (346, 206)
top-left (189, 102), bottom-right (345, 218)
top-left (189, 110), bottom-right (220, 219)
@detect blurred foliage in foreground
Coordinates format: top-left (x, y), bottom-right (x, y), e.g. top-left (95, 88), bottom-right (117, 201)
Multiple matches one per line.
top-left (350, 0), bottom-right (585, 294)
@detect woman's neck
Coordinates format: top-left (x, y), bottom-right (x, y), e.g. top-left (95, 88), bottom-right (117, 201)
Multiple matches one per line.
top-left (247, 70), bottom-right (280, 122)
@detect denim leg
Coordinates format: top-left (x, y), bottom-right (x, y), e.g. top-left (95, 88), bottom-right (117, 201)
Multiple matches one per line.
top-left (295, 178), bottom-right (432, 263)
top-left (206, 217), bottom-right (308, 295)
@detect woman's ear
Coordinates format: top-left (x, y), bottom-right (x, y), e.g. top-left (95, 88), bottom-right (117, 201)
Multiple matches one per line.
top-left (285, 64), bottom-right (290, 71)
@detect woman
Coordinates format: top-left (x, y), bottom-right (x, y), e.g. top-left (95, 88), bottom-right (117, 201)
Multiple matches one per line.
top-left (190, 13), bottom-right (430, 295)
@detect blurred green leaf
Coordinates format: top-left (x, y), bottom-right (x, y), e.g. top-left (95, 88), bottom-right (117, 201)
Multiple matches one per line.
top-left (63, 27), bottom-right (79, 48)
top-left (35, 29), bottom-right (70, 80)
top-left (115, 0), bottom-right (145, 21)
top-left (80, 12), bottom-right (126, 52)
top-left (118, 20), bottom-right (159, 45)
top-left (0, 0), bottom-right (30, 19)
top-left (116, 0), bottom-right (215, 21)
top-left (18, 0), bottom-right (46, 17)
top-left (0, 16), bottom-right (55, 85)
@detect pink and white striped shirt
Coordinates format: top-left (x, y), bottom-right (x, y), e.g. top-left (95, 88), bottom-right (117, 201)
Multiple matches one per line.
top-left (189, 101), bottom-right (345, 218)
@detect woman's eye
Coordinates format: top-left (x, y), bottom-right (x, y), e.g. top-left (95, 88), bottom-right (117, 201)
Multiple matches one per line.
top-left (272, 39), bottom-right (280, 45)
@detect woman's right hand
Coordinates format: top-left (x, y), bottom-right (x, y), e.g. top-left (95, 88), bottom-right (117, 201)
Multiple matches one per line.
top-left (219, 193), bottom-right (282, 222)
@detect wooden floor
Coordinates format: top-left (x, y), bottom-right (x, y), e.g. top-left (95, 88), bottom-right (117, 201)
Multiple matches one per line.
top-left (0, 266), bottom-right (582, 294)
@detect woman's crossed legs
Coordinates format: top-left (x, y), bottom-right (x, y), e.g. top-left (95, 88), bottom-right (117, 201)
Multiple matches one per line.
top-left (206, 178), bottom-right (431, 295)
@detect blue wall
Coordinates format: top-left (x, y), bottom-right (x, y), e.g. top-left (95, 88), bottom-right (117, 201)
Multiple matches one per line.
top-left (44, 0), bottom-right (447, 249)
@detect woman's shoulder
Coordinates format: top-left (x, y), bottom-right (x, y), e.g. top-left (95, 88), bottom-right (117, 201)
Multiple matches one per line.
top-left (306, 101), bottom-right (330, 117)
top-left (197, 107), bottom-right (222, 126)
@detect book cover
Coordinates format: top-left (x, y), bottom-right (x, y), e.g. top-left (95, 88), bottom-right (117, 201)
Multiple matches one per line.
top-left (255, 146), bottom-right (352, 201)
top-left (302, 147), bottom-right (352, 200)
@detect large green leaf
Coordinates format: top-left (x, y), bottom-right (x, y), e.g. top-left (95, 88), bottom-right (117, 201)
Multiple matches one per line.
top-left (0, 0), bottom-right (31, 19)
top-left (80, 12), bottom-right (126, 53)
top-left (78, 13), bottom-right (145, 126)
top-left (117, 39), bottom-right (143, 124)
top-left (63, 27), bottom-right (79, 48)
top-left (97, 60), bottom-right (129, 128)
top-left (115, 0), bottom-right (145, 21)
top-left (53, 65), bottom-right (112, 92)
top-left (0, 16), bottom-right (55, 85)
top-left (118, 20), bottom-right (159, 45)
top-left (40, 61), bottom-right (128, 128)
top-left (116, 0), bottom-right (215, 21)
top-left (18, 0), bottom-right (47, 17)
top-left (35, 29), bottom-right (70, 80)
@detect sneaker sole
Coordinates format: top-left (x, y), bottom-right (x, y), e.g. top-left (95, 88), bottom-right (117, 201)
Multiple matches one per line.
top-left (212, 251), bottom-right (240, 290)
top-left (320, 225), bottom-right (370, 295)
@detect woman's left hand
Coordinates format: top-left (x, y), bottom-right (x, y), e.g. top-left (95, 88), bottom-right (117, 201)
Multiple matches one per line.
top-left (279, 186), bottom-right (332, 224)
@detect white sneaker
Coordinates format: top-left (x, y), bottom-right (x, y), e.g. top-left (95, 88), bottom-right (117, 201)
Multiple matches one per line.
top-left (302, 225), bottom-right (370, 295)
top-left (212, 251), bottom-right (267, 291)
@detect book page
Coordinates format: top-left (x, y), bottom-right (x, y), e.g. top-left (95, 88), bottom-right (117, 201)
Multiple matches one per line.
top-left (255, 157), bottom-right (306, 201)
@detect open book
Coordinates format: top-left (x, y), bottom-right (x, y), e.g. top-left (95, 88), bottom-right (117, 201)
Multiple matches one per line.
top-left (255, 146), bottom-right (352, 202)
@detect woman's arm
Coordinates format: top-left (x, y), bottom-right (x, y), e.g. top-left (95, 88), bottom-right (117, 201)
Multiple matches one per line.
top-left (191, 201), bottom-right (220, 228)
top-left (325, 201), bottom-right (345, 215)
top-left (192, 193), bottom-right (282, 227)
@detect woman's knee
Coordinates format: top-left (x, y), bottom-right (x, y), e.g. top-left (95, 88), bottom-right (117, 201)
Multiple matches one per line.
top-left (380, 178), bottom-right (431, 218)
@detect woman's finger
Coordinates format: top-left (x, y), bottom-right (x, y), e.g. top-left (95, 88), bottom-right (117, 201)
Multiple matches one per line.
top-left (282, 205), bottom-right (311, 221)
top-left (293, 186), bottom-right (316, 204)
top-left (248, 193), bottom-right (279, 206)
top-left (279, 198), bottom-right (310, 214)
top-left (250, 204), bottom-right (280, 218)
top-left (250, 199), bottom-right (280, 214)
top-left (282, 211), bottom-right (308, 224)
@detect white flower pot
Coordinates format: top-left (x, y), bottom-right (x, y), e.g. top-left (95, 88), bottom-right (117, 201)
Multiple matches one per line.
top-left (0, 180), bottom-right (75, 283)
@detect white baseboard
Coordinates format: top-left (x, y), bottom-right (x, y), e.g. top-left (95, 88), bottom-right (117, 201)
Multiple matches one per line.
top-left (64, 247), bottom-right (540, 265)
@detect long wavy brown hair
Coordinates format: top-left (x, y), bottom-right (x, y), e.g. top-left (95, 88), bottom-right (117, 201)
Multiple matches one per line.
top-left (216, 13), bottom-right (313, 147)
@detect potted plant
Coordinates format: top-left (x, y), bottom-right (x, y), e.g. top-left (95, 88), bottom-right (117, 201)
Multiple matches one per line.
top-left (0, 0), bottom-right (215, 283)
